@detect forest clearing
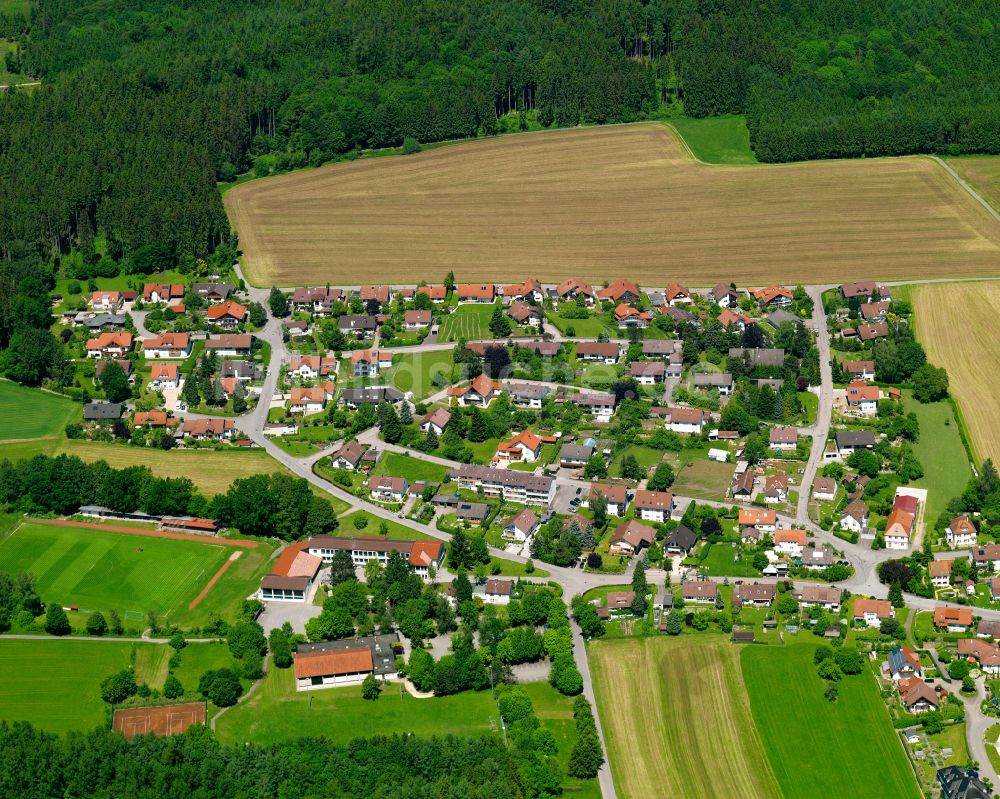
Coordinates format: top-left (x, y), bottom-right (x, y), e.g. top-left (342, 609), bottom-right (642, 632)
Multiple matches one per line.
top-left (226, 123), bottom-right (1000, 287)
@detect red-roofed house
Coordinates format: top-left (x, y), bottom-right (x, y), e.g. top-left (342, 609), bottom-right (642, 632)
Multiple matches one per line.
top-left (416, 285), bottom-right (448, 302)
top-left (947, 516), bottom-right (977, 549)
top-left (846, 382), bottom-right (881, 416)
top-left (143, 283), bottom-right (184, 303)
top-left (504, 509), bottom-right (539, 542)
top-left (141, 332), bottom-right (192, 359)
top-left (934, 606), bottom-right (973, 632)
top-left (597, 279), bottom-right (641, 304)
top-left (456, 284), bottom-right (495, 303)
top-left (589, 483), bottom-right (629, 516)
top-left (404, 310), bottom-right (432, 330)
top-left (773, 528), bottom-right (807, 556)
top-left (663, 282), bottom-right (691, 306)
top-left (90, 290), bottom-right (123, 312)
top-left (664, 407), bottom-right (707, 434)
top-left (614, 304), bottom-right (654, 329)
top-left (496, 430), bottom-right (543, 464)
top-left (884, 507), bottom-right (914, 550)
top-left (448, 373), bottom-right (501, 407)
top-left (751, 285), bottom-right (793, 308)
top-left (287, 355), bottom-right (338, 379)
top-left (555, 278), bottom-right (596, 304)
top-left (738, 508), bottom-right (777, 532)
top-left (206, 300), bottom-right (247, 327)
top-left (148, 363), bottom-right (180, 391)
top-left (290, 383), bottom-right (335, 414)
top-left (86, 331), bottom-right (134, 358)
top-left (366, 475), bottom-right (409, 503)
top-left (928, 559), bottom-right (953, 588)
top-left (351, 349), bottom-right (393, 377)
top-left (854, 598), bottom-right (894, 627)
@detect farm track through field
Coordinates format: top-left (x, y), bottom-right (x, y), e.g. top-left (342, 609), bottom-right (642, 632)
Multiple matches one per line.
top-left (226, 123), bottom-right (1000, 287)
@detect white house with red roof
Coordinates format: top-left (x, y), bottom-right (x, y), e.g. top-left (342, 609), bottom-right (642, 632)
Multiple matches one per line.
top-left (448, 373), bottom-right (501, 407)
top-left (496, 430), bottom-right (543, 464)
top-left (351, 349), bottom-right (393, 377)
top-left (289, 383), bottom-right (334, 414)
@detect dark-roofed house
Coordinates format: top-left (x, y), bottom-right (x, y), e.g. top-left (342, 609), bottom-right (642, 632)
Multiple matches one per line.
top-left (813, 476), bottom-right (836, 501)
top-left (559, 442), bottom-right (594, 469)
top-left (340, 386), bottom-right (404, 408)
top-left (664, 525), bottom-right (697, 555)
top-left (858, 321), bottom-right (889, 341)
top-left (330, 441), bottom-right (367, 470)
top-left (609, 519), bottom-right (655, 556)
top-left (711, 283), bottom-right (738, 307)
top-left (507, 383), bottom-right (549, 408)
top-left (693, 372), bottom-right (733, 395)
top-left (732, 469), bottom-right (755, 501)
top-left (938, 766), bottom-right (990, 799)
top-left (835, 430), bottom-right (876, 457)
top-left (482, 578), bottom-right (514, 605)
top-left (83, 401), bottom-right (123, 422)
top-left (589, 483), bottom-right (629, 516)
top-left (456, 501), bottom-right (489, 522)
top-left (449, 465), bottom-right (554, 506)
top-left (366, 475), bottom-right (409, 503)
top-left (841, 281), bottom-right (889, 301)
top-left (902, 681), bottom-right (939, 714)
top-left (732, 582), bottom-right (776, 609)
top-left (576, 342), bottom-right (620, 363)
top-left (204, 334), bottom-right (252, 356)
top-left (768, 308), bottom-right (801, 327)
top-left (728, 347), bottom-right (785, 367)
top-left (634, 490), bottom-right (673, 523)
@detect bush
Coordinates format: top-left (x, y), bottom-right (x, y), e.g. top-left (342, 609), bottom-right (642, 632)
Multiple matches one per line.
top-left (100, 669), bottom-right (138, 704)
top-left (199, 668), bottom-right (243, 707)
top-left (401, 137), bottom-right (422, 154)
top-left (361, 673), bottom-right (382, 700)
top-left (44, 604), bottom-right (71, 636)
top-left (163, 675), bottom-right (184, 699)
top-left (85, 612), bottom-right (108, 636)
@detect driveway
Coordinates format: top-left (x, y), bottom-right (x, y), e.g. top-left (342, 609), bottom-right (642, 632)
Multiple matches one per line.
top-left (258, 599), bottom-right (321, 635)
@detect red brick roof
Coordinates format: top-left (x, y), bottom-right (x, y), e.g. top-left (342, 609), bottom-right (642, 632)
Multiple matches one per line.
top-left (294, 648), bottom-right (373, 679)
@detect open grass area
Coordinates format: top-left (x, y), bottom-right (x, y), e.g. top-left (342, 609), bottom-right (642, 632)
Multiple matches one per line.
top-left (0, 520), bottom-right (269, 626)
top-left (0, 380), bottom-right (80, 440)
top-left (436, 304), bottom-right (495, 343)
top-left (899, 388), bottom-right (971, 522)
top-left (946, 156), bottom-right (1000, 215)
top-left (227, 123), bottom-right (1000, 287)
top-left (671, 457), bottom-right (733, 502)
top-left (668, 115), bottom-right (757, 164)
top-left (547, 310), bottom-right (614, 339)
top-left (698, 542), bottom-right (760, 577)
top-left (371, 451), bottom-right (450, 484)
top-left (589, 636), bottom-right (781, 799)
top-left (912, 282), bottom-right (1000, 465)
top-left (340, 511), bottom-right (435, 541)
top-left (608, 445), bottom-right (663, 477)
top-left (742, 643), bottom-right (919, 799)
top-left (0, 639), bottom-right (158, 733)
top-left (170, 641), bottom-right (239, 694)
top-left (340, 350), bottom-right (454, 400)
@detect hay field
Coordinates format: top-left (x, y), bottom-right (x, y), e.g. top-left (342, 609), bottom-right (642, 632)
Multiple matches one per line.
top-left (589, 636), bottom-right (781, 799)
top-left (226, 124), bottom-right (1000, 287)
top-left (947, 156), bottom-right (1000, 215)
top-left (912, 281), bottom-right (1000, 464)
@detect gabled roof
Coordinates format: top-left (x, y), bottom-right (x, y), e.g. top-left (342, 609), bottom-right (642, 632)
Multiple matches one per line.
top-left (294, 647), bottom-right (373, 679)
top-left (610, 520), bottom-right (656, 549)
top-left (591, 482), bottom-right (627, 505)
top-left (854, 598), bottom-right (892, 619)
top-left (597, 279), bottom-right (641, 301)
top-left (554, 278), bottom-right (596, 298)
top-left (506, 508), bottom-right (539, 533)
top-left (634, 490), bottom-right (672, 510)
top-left (456, 283), bottom-right (495, 300)
top-left (950, 516), bottom-right (977, 536)
top-left (934, 606), bottom-right (973, 626)
top-left (206, 300), bottom-right (247, 320)
top-left (682, 580), bottom-right (719, 599)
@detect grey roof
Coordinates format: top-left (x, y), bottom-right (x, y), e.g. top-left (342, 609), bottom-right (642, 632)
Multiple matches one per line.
top-left (729, 347), bottom-right (786, 367)
top-left (220, 360), bottom-right (261, 380)
top-left (835, 430), bottom-right (876, 449)
top-left (449, 464), bottom-right (553, 491)
top-left (83, 401), bottom-right (123, 420)
top-left (642, 340), bottom-right (680, 355)
top-left (938, 766), bottom-right (990, 799)
top-left (666, 525), bottom-right (698, 551)
top-left (339, 315), bottom-right (378, 331)
top-left (192, 282), bottom-right (235, 298)
top-left (647, 291), bottom-right (665, 306)
top-left (693, 372), bottom-right (732, 388)
top-left (80, 314), bottom-right (127, 329)
top-left (456, 501), bottom-right (489, 521)
top-left (431, 493), bottom-right (460, 507)
top-left (559, 443), bottom-right (594, 462)
top-left (341, 386), bottom-right (404, 405)
top-left (768, 309), bottom-right (801, 327)
top-left (506, 383), bottom-right (548, 399)
top-left (754, 378), bottom-right (784, 391)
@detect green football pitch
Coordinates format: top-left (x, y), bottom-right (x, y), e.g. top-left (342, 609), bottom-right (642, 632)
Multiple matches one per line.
top-left (0, 521), bottom-right (230, 622)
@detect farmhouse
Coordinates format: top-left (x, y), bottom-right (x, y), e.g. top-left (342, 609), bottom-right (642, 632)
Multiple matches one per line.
top-left (947, 516), bottom-right (977, 549)
top-left (367, 475), bottom-right (409, 503)
top-left (504, 509), bottom-right (539, 542)
top-left (143, 283), bottom-right (184, 304)
top-left (260, 540), bottom-right (322, 602)
top-left (934, 606), bottom-right (974, 633)
top-left (481, 578), bottom-right (514, 605)
top-left (664, 525), bottom-right (698, 555)
top-left (608, 520), bottom-right (655, 556)
top-left (287, 355), bottom-right (338, 379)
top-left (597, 279), bottom-right (641, 303)
top-left (589, 483), bottom-right (629, 516)
top-left (575, 342), bottom-right (620, 363)
top-left (854, 598), bottom-right (894, 627)
top-left (629, 360), bottom-right (666, 385)
top-left (181, 418), bottom-right (236, 440)
top-left (682, 579), bottom-right (719, 604)
top-left (496, 430), bottom-right (542, 464)
top-left (420, 408), bottom-right (451, 436)
top-left (813, 476), bottom-right (837, 501)
top-left (796, 585), bottom-right (842, 610)
top-left (141, 332), bottom-right (192, 359)
top-left (738, 508), bottom-right (777, 533)
top-left (664, 407), bottom-right (707, 434)
top-left (86, 331), bottom-right (134, 358)
top-left (448, 373), bottom-right (501, 407)
top-left (308, 536), bottom-right (444, 581)
top-left (732, 582), bottom-right (776, 609)
top-left (204, 334), bottom-right (252, 356)
top-left (448, 465), bottom-right (554, 506)
top-left (634, 490), bottom-right (673, 523)
top-left (693, 372), bottom-right (733, 395)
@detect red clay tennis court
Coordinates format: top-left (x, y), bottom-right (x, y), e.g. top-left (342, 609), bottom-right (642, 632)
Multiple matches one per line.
top-left (112, 702), bottom-right (207, 740)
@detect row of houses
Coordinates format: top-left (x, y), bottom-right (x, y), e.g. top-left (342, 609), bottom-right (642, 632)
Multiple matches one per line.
top-left (87, 332), bottom-right (254, 359)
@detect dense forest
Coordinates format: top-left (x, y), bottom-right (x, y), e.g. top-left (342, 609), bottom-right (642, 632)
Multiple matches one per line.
top-left (3, 0), bottom-right (1000, 386)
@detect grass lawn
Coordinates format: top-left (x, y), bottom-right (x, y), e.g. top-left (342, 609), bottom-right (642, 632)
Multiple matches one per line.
top-left (590, 636), bottom-right (781, 799)
top-left (900, 388), bottom-right (971, 523)
top-left (0, 520), bottom-right (270, 626)
top-left (170, 641), bottom-right (239, 694)
top-left (0, 380), bottom-right (80, 440)
top-left (671, 457), bottom-right (733, 502)
top-left (547, 311), bottom-right (613, 339)
top-left (985, 724), bottom-right (1000, 776)
top-left (372, 451), bottom-right (449, 484)
top-left (0, 639), bottom-right (161, 733)
top-left (437, 304), bottom-right (496, 342)
top-left (798, 391), bottom-right (818, 425)
top-left (609, 445), bottom-right (664, 477)
top-left (667, 116), bottom-right (758, 165)
top-left (698, 542), bottom-right (760, 577)
top-left (53, 440), bottom-right (348, 512)
top-left (216, 663), bottom-right (499, 745)
top-left (913, 723), bottom-right (969, 786)
top-left (340, 511), bottom-right (435, 541)
top-left (742, 643), bottom-right (919, 799)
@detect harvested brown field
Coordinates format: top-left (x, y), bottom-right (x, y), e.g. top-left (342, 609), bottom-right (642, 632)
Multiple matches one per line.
top-left (946, 156), bottom-right (1000, 216)
top-left (589, 636), bottom-right (781, 799)
top-left (226, 123), bottom-right (1000, 287)
top-left (912, 281), bottom-right (1000, 464)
